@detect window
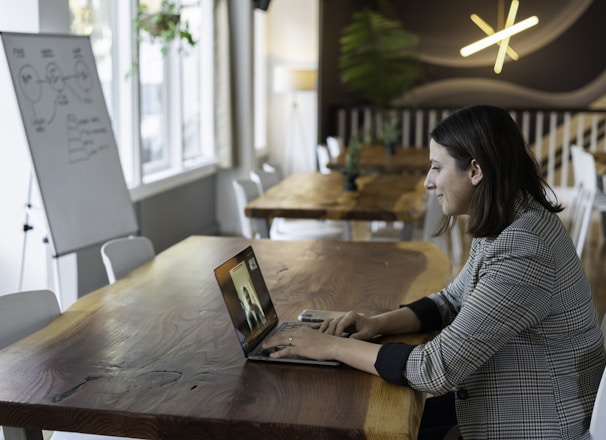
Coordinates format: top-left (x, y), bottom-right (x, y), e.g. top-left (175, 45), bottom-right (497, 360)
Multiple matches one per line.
top-left (69, 0), bottom-right (215, 198)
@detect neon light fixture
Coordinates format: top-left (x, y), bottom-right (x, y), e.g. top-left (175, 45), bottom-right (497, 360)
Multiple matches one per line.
top-left (460, 0), bottom-right (539, 74)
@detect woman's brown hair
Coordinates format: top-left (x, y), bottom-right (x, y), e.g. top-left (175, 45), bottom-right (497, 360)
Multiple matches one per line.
top-left (431, 105), bottom-right (563, 238)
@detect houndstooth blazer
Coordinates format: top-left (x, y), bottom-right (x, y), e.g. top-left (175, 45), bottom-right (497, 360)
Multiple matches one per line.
top-left (405, 195), bottom-right (606, 439)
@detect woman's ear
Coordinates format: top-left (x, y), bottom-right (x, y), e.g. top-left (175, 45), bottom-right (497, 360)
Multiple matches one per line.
top-left (469, 159), bottom-right (484, 186)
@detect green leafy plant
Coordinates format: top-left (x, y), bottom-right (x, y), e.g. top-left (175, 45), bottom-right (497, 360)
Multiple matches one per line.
top-left (344, 135), bottom-right (361, 191)
top-left (339, 8), bottom-right (421, 110)
top-left (131, 0), bottom-right (197, 74)
top-left (382, 113), bottom-right (399, 154)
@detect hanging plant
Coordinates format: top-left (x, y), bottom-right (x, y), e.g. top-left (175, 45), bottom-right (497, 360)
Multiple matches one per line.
top-left (130, 0), bottom-right (197, 74)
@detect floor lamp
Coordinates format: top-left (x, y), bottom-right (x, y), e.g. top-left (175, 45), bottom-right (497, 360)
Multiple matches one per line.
top-left (273, 65), bottom-right (317, 175)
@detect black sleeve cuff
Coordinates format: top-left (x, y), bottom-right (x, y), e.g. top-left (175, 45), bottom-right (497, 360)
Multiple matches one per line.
top-left (374, 343), bottom-right (415, 386)
top-left (400, 297), bottom-right (442, 332)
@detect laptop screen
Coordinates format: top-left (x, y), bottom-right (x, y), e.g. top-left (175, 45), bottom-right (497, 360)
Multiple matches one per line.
top-left (214, 246), bottom-right (279, 353)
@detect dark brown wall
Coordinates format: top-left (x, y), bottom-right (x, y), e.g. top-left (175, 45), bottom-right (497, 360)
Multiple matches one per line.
top-left (318, 0), bottom-right (606, 141)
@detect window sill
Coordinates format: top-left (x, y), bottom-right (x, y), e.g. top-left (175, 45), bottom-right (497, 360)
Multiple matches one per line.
top-left (129, 160), bottom-right (218, 202)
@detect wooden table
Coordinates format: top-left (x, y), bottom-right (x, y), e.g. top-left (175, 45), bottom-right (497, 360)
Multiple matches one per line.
top-left (246, 172), bottom-right (428, 240)
top-left (0, 236), bottom-right (450, 440)
top-left (328, 145), bottom-right (429, 174)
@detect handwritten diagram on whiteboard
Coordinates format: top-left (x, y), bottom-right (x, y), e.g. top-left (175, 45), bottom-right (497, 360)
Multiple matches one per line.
top-left (1, 32), bottom-right (138, 256)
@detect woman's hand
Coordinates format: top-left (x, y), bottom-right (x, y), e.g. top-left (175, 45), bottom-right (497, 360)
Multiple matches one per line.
top-left (262, 325), bottom-right (341, 361)
top-left (319, 311), bottom-right (380, 340)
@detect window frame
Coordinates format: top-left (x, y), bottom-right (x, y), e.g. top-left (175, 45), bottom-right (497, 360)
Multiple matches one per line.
top-left (70, 0), bottom-right (218, 203)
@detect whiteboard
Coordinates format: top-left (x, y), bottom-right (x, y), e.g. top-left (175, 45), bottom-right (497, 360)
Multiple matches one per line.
top-left (0, 32), bottom-right (138, 256)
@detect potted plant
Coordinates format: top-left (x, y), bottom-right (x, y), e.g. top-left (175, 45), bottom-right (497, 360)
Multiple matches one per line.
top-left (131, 0), bottom-right (197, 73)
top-left (339, 5), bottom-right (421, 146)
top-left (382, 113), bottom-right (399, 156)
top-left (344, 135), bottom-right (361, 191)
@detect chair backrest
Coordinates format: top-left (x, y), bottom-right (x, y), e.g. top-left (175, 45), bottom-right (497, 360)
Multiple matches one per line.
top-left (100, 236), bottom-right (156, 284)
top-left (316, 144), bottom-right (331, 174)
top-left (0, 290), bottom-right (59, 440)
top-left (262, 162), bottom-right (284, 180)
top-left (233, 179), bottom-right (264, 239)
top-left (250, 168), bottom-right (281, 195)
top-left (0, 292), bottom-right (140, 440)
top-left (569, 148), bottom-right (597, 257)
top-left (326, 136), bottom-right (342, 159)
top-left (560, 145), bottom-right (585, 228)
top-left (0, 290), bottom-right (61, 350)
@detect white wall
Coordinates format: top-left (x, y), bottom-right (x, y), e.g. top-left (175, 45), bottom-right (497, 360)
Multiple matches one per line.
top-left (215, 0), bottom-right (258, 236)
top-left (0, 0), bottom-right (77, 308)
top-left (265, 0), bottom-right (319, 175)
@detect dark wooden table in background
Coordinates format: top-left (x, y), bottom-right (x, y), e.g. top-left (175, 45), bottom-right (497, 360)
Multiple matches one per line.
top-left (246, 172), bottom-right (428, 240)
top-left (328, 145), bottom-right (430, 174)
top-left (0, 236), bottom-right (451, 440)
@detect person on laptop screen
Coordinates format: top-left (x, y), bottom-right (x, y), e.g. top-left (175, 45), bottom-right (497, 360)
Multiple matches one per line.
top-left (262, 105), bottom-right (606, 440)
top-left (241, 285), bottom-right (266, 331)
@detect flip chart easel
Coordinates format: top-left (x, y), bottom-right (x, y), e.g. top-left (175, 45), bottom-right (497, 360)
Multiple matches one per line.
top-left (1, 31), bottom-right (138, 259)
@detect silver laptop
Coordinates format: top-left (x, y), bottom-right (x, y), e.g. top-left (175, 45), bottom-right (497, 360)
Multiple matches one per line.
top-left (213, 246), bottom-right (339, 366)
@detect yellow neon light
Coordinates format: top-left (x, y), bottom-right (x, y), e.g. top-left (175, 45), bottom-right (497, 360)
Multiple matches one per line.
top-left (460, 15), bottom-right (539, 58)
top-left (494, 0), bottom-right (519, 73)
top-left (470, 14), bottom-right (519, 60)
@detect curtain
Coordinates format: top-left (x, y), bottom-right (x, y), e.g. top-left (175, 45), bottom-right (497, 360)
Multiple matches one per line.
top-left (214, 0), bottom-right (235, 168)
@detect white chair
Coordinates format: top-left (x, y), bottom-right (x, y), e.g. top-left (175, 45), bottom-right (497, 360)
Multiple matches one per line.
top-left (555, 145), bottom-right (585, 229)
top-left (566, 148), bottom-right (606, 257)
top-left (567, 148), bottom-right (595, 257)
top-left (232, 178), bottom-right (346, 241)
top-left (232, 179), bottom-right (269, 239)
top-left (0, 290), bottom-right (135, 440)
top-left (558, 146), bottom-right (606, 257)
top-left (552, 145), bottom-right (584, 223)
top-left (316, 144), bottom-right (332, 174)
top-left (262, 162), bottom-right (284, 179)
top-left (326, 136), bottom-right (343, 159)
top-left (250, 168), bottom-right (281, 194)
top-left (100, 236), bottom-right (156, 284)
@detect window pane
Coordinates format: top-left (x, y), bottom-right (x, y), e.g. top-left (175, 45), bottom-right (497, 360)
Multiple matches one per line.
top-left (69, 1), bottom-right (114, 118)
top-left (71, 0), bottom-right (217, 187)
top-left (180, 1), bottom-right (202, 162)
top-left (139, 40), bottom-right (169, 172)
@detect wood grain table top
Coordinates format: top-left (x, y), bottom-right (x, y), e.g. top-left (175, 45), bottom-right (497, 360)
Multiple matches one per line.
top-left (245, 172), bottom-right (428, 224)
top-left (592, 151), bottom-right (606, 176)
top-left (328, 145), bottom-right (430, 174)
top-left (0, 236), bottom-right (450, 440)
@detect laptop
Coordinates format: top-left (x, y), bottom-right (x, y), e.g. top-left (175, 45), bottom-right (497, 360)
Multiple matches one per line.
top-left (213, 245), bottom-right (339, 366)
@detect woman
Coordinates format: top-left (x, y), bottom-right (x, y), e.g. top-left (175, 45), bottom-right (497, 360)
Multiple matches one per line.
top-left (263, 105), bottom-right (606, 439)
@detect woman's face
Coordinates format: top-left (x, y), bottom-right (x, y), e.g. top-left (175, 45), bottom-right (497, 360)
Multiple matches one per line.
top-left (424, 139), bottom-right (482, 216)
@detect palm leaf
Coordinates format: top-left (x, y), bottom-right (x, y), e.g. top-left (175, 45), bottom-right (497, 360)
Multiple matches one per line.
top-left (339, 8), bottom-right (421, 109)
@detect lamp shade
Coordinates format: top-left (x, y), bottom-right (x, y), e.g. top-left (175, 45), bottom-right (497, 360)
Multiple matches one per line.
top-left (273, 66), bottom-right (317, 93)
